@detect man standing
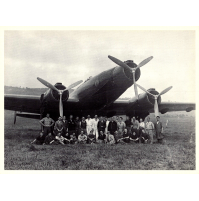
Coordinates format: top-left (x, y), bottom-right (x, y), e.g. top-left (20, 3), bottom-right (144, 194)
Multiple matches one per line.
top-left (86, 115), bottom-right (93, 135)
top-left (139, 118), bottom-right (146, 143)
top-left (80, 117), bottom-right (87, 134)
top-left (125, 116), bottom-right (131, 133)
top-left (62, 116), bottom-right (68, 136)
top-left (145, 116), bottom-right (155, 144)
top-left (108, 117), bottom-right (117, 135)
top-left (39, 113), bottom-right (54, 137)
top-left (131, 117), bottom-right (140, 141)
top-left (54, 117), bottom-right (64, 136)
top-left (68, 115), bottom-right (76, 136)
top-left (154, 116), bottom-right (164, 143)
top-left (92, 115), bottom-right (99, 139)
top-left (117, 117), bottom-right (126, 135)
top-left (74, 116), bottom-right (81, 138)
top-left (97, 116), bottom-right (106, 134)
top-left (104, 116), bottom-right (110, 134)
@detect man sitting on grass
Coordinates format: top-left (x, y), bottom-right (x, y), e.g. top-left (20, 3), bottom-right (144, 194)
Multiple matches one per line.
top-left (43, 133), bottom-right (54, 145)
top-left (31, 132), bottom-right (45, 145)
top-left (78, 130), bottom-right (87, 144)
top-left (70, 133), bottom-right (78, 144)
top-left (87, 129), bottom-right (96, 144)
top-left (130, 131), bottom-right (140, 143)
top-left (97, 130), bottom-right (106, 143)
top-left (114, 130), bottom-right (123, 143)
top-left (117, 128), bottom-right (130, 144)
top-left (105, 131), bottom-right (115, 145)
top-left (141, 132), bottom-right (149, 144)
top-left (51, 133), bottom-right (70, 145)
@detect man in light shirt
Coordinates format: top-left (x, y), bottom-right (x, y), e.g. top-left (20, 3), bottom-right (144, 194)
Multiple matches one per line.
top-left (145, 116), bottom-right (155, 144)
top-left (92, 115), bottom-right (99, 139)
top-left (104, 116), bottom-right (110, 134)
top-left (39, 113), bottom-right (54, 137)
top-left (78, 130), bottom-right (87, 144)
top-left (86, 115), bottom-right (93, 135)
top-left (131, 117), bottom-right (140, 141)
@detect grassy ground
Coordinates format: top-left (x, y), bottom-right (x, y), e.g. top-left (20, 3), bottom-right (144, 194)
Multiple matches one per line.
top-left (4, 110), bottom-right (195, 170)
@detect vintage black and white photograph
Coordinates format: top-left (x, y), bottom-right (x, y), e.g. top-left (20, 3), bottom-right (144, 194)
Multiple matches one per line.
top-left (4, 29), bottom-right (196, 170)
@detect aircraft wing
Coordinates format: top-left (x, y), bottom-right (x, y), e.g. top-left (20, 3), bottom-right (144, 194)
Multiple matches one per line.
top-left (109, 100), bottom-right (195, 115)
top-left (4, 94), bottom-right (41, 114)
top-left (4, 94), bottom-right (79, 114)
top-left (156, 102), bottom-right (195, 114)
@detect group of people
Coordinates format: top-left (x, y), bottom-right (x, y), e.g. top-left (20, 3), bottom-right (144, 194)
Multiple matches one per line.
top-left (31, 113), bottom-right (164, 145)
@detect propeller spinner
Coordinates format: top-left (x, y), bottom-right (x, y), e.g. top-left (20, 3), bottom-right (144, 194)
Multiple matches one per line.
top-left (108, 55), bottom-right (153, 99)
top-left (136, 84), bottom-right (172, 117)
top-left (37, 77), bottom-right (82, 117)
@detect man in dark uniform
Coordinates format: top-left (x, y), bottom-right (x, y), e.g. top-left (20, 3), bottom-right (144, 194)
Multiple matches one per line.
top-left (129, 131), bottom-right (140, 143)
top-left (125, 116), bottom-right (131, 133)
top-left (74, 116), bottom-right (81, 138)
top-left (31, 132), bottom-right (45, 145)
top-left (97, 130), bottom-right (106, 143)
top-left (154, 116), bottom-right (164, 143)
top-left (39, 113), bottom-right (54, 137)
top-left (62, 116), bottom-right (68, 136)
top-left (97, 116), bottom-right (106, 134)
top-left (43, 133), bottom-right (54, 145)
top-left (68, 115), bottom-right (75, 136)
top-left (108, 117), bottom-right (117, 135)
top-left (117, 128), bottom-right (130, 144)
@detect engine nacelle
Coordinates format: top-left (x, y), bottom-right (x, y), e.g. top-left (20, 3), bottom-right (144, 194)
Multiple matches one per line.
top-left (133, 88), bottom-right (161, 107)
top-left (42, 83), bottom-right (69, 102)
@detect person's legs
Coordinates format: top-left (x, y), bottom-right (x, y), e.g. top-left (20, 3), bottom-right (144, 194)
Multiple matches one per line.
top-left (149, 130), bottom-right (153, 144)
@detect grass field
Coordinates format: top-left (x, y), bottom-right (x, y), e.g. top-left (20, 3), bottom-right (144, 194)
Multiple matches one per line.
top-left (4, 110), bottom-right (195, 170)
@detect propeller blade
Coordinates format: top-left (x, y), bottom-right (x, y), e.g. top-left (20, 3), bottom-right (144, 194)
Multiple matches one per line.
top-left (154, 98), bottom-right (159, 117)
top-left (37, 77), bottom-right (59, 92)
top-left (136, 84), bottom-right (155, 97)
top-left (59, 93), bottom-right (63, 117)
top-left (108, 55), bottom-right (131, 71)
top-left (66, 80), bottom-right (83, 90)
top-left (132, 72), bottom-right (138, 99)
top-left (159, 86), bottom-right (173, 96)
top-left (137, 56), bottom-right (153, 68)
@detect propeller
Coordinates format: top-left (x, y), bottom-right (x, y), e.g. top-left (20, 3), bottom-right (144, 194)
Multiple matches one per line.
top-left (136, 84), bottom-right (172, 117)
top-left (108, 55), bottom-right (153, 99)
top-left (37, 77), bottom-right (82, 117)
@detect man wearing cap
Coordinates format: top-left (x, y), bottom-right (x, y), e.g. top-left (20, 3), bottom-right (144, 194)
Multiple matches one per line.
top-left (145, 116), bottom-right (155, 144)
top-left (39, 113), bottom-right (54, 137)
top-left (154, 116), bottom-right (164, 143)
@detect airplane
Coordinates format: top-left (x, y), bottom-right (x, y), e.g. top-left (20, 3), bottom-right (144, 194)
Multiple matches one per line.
top-left (4, 55), bottom-right (195, 123)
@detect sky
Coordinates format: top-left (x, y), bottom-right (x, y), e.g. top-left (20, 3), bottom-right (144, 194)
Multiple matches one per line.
top-left (4, 30), bottom-right (195, 102)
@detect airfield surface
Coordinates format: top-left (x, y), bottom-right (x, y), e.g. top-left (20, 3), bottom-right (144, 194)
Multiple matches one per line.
top-left (4, 110), bottom-right (195, 170)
